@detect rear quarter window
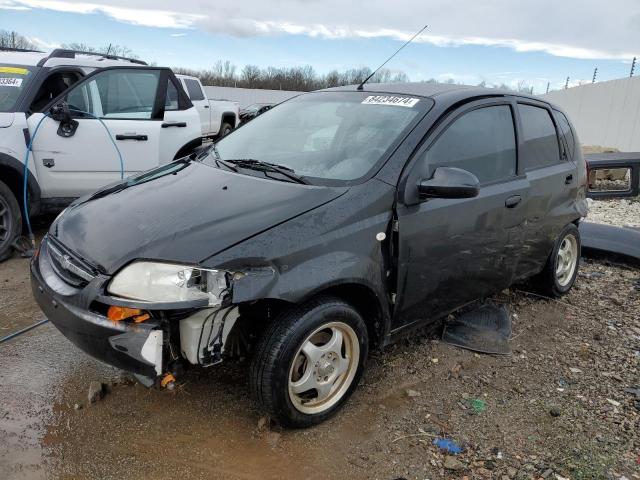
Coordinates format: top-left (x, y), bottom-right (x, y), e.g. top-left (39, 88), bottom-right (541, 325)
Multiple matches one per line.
top-left (518, 104), bottom-right (561, 170)
top-left (554, 110), bottom-right (576, 160)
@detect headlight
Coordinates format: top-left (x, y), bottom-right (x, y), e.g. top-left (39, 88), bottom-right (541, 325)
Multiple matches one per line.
top-left (107, 261), bottom-right (228, 306)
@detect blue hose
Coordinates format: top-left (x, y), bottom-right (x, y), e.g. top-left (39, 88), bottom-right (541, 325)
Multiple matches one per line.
top-left (22, 109), bottom-right (125, 245)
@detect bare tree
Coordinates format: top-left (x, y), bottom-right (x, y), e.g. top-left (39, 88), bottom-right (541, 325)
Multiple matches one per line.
top-left (175, 61), bottom-right (413, 92)
top-left (61, 42), bottom-right (138, 58)
top-left (0, 30), bottom-right (37, 50)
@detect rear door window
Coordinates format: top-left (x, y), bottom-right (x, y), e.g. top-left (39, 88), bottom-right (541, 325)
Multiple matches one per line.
top-left (423, 105), bottom-right (517, 184)
top-left (184, 79), bottom-right (205, 101)
top-left (518, 104), bottom-right (561, 170)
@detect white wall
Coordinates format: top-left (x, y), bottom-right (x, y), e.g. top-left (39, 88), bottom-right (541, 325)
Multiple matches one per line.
top-left (203, 86), bottom-right (302, 109)
top-left (541, 77), bottom-right (640, 152)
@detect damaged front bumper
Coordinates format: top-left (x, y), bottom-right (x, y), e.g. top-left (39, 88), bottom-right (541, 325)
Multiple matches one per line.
top-left (30, 236), bottom-right (238, 382)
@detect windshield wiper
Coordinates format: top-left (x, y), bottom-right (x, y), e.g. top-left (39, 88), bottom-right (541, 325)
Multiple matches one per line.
top-left (227, 159), bottom-right (308, 184)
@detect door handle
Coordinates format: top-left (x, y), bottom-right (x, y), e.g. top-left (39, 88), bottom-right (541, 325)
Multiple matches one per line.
top-left (203, 105), bottom-right (210, 109)
top-left (505, 195), bottom-right (522, 208)
top-left (115, 134), bottom-right (148, 141)
top-left (565, 174), bottom-right (573, 184)
top-left (161, 122), bottom-right (187, 128)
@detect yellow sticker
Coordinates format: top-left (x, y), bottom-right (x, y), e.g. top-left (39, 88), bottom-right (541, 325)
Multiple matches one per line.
top-left (0, 67), bottom-right (29, 75)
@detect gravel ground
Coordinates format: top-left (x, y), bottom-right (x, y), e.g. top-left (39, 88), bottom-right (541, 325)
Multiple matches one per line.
top-left (1, 204), bottom-right (639, 480)
top-left (588, 198), bottom-right (640, 229)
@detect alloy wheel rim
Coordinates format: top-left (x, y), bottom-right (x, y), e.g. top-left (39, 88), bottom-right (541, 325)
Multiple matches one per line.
top-left (556, 234), bottom-right (578, 287)
top-left (0, 196), bottom-right (12, 248)
top-left (288, 321), bottom-right (360, 415)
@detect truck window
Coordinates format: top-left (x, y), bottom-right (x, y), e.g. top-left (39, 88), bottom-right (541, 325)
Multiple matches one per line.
top-left (518, 104), bottom-right (561, 170)
top-left (184, 79), bottom-right (205, 101)
top-left (423, 105), bottom-right (516, 184)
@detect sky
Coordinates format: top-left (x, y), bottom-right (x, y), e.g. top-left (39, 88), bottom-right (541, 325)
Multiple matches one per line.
top-left (1, 0), bottom-right (639, 94)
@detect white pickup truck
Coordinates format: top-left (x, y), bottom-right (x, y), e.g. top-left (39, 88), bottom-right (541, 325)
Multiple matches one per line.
top-left (176, 74), bottom-right (239, 138)
top-left (0, 48), bottom-right (228, 260)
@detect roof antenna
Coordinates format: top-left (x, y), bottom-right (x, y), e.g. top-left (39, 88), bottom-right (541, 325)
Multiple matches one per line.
top-left (357, 25), bottom-right (428, 91)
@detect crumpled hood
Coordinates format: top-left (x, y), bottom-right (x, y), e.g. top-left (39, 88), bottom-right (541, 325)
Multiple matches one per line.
top-left (51, 161), bottom-right (347, 273)
top-left (0, 113), bottom-right (14, 128)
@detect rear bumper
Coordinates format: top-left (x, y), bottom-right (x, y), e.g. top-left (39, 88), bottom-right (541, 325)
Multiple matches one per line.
top-left (30, 238), bottom-right (162, 378)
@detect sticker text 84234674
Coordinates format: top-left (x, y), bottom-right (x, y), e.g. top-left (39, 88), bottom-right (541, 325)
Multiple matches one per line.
top-left (361, 95), bottom-right (420, 107)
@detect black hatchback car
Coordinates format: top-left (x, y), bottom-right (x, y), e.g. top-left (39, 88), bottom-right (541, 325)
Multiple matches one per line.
top-left (31, 83), bottom-right (588, 427)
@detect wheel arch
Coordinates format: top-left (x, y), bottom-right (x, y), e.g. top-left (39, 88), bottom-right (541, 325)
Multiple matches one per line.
top-left (308, 282), bottom-right (388, 349)
top-left (221, 112), bottom-right (236, 129)
top-left (233, 280), bottom-right (389, 350)
top-left (0, 153), bottom-right (41, 219)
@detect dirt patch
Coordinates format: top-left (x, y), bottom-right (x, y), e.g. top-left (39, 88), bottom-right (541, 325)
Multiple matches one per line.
top-left (1, 226), bottom-right (639, 479)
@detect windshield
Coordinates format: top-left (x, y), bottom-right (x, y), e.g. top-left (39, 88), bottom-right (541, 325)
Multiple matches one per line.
top-left (214, 91), bottom-right (430, 184)
top-left (0, 65), bottom-right (37, 112)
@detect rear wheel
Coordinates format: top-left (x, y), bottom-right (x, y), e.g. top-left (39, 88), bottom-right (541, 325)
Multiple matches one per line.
top-left (250, 296), bottom-right (368, 428)
top-left (531, 224), bottom-right (581, 297)
top-left (219, 122), bottom-right (232, 138)
top-left (0, 181), bottom-right (21, 262)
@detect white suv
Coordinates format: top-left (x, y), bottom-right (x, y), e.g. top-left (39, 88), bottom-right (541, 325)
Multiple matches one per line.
top-left (0, 48), bottom-right (203, 260)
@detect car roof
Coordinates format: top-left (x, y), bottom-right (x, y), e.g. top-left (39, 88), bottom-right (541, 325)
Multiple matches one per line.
top-left (0, 49), bottom-right (146, 69)
top-left (0, 50), bottom-right (47, 66)
top-left (318, 81), bottom-right (542, 104)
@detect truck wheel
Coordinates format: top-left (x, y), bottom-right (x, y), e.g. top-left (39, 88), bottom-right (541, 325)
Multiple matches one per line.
top-left (250, 296), bottom-right (368, 428)
top-left (219, 122), bottom-right (232, 138)
top-left (0, 181), bottom-right (21, 262)
top-left (530, 224), bottom-right (581, 298)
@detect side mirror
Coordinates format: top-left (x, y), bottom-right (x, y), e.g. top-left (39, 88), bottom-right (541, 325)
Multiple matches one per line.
top-left (418, 166), bottom-right (480, 199)
top-left (49, 101), bottom-right (79, 138)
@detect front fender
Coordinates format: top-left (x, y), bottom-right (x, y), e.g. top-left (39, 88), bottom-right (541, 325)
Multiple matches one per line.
top-left (230, 251), bottom-right (385, 305)
top-left (205, 180), bottom-right (396, 330)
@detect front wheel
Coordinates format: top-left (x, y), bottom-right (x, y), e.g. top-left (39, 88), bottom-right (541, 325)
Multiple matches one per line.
top-left (0, 181), bottom-right (21, 262)
top-left (249, 296), bottom-right (368, 428)
top-left (531, 223), bottom-right (581, 298)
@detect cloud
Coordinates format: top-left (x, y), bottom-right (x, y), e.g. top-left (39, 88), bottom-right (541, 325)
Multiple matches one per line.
top-left (0, 3), bottom-right (30, 9)
top-left (0, 0), bottom-right (204, 28)
top-left (2, 0), bottom-right (639, 60)
top-left (26, 36), bottom-right (61, 49)
top-left (170, 33), bottom-right (187, 37)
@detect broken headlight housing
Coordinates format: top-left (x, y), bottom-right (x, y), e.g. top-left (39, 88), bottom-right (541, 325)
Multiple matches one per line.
top-left (107, 262), bottom-right (228, 306)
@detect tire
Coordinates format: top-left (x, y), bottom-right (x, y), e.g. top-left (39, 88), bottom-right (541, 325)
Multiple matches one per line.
top-left (530, 223), bottom-right (581, 298)
top-left (0, 180), bottom-right (21, 262)
top-left (219, 122), bottom-right (232, 138)
top-left (249, 296), bottom-right (369, 428)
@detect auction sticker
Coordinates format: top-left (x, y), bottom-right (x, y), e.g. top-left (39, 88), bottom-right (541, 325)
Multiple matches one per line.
top-left (362, 95), bottom-right (419, 107)
top-left (0, 77), bottom-right (22, 87)
top-left (0, 67), bottom-right (29, 75)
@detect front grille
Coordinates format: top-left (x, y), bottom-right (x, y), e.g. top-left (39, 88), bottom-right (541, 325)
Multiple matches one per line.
top-left (47, 238), bottom-right (97, 288)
